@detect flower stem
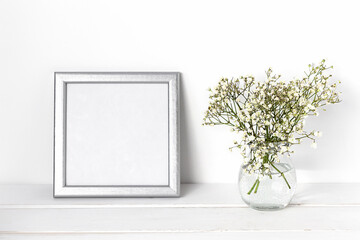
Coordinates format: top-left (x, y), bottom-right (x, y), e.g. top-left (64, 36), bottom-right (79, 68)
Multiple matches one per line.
top-left (254, 179), bottom-right (260, 193)
top-left (270, 162), bottom-right (291, 189)
top-left (247, 179), bottom-right (259, 195)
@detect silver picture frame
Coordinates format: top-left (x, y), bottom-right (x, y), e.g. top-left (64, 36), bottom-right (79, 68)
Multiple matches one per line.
top-left (53, 72), bottom-right (180, 197)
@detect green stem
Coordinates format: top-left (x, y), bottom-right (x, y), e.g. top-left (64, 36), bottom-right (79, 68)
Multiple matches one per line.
top-left (270, 162), bottom-right (291, 189)
top-left (254, 179), bottom-right (260, 194)
top-left (247, 179), bottom-right (259, 195)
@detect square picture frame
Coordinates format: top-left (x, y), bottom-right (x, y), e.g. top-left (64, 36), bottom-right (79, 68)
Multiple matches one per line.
top-left (53, 72), bottom-right (180, 197)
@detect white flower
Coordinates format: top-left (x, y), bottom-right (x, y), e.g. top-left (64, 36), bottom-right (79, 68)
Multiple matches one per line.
top-left (311, 142), bottom-right (317, 149)
top-left (314, 131), bottom-right (322, 137)
top-left (280, 146), bottom-right (288, 153)
top-left (242, 134), bottom-right (247, 141)
top-left (307, 104), bottom-right (315, 111)
top-left (298, 97), bottom-right (305, 105)
top-left (288, 137), bottom-right (296, 143)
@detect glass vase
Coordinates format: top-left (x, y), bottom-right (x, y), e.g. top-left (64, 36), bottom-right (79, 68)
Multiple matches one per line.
top-left (238, 146), bottom-right (297, 211)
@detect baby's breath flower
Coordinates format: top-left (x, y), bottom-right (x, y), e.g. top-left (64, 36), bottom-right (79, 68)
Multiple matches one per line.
top-left (314, 131), bottom-right (323, 137)
top-left (311, 142), bottom-right (317, 149)
top-left (203, 60), bottom-right (341, 192)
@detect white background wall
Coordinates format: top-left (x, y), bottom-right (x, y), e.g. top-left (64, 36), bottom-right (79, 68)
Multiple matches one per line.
top-left (0, 0), bottom-right (359, 184)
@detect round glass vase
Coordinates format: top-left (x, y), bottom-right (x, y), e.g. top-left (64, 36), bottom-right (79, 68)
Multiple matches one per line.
top-left (238, 146), bottom-right (297, 211)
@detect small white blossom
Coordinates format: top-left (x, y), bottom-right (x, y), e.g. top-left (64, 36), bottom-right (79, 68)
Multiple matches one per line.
top-left (248, 135), bottom-right (255, 141)
top-left (314, 131), bottom-right (323, 137)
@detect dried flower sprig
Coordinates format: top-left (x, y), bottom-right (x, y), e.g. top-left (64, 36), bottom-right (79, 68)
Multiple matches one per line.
top-left (203, 60), bottom-right (341, 193)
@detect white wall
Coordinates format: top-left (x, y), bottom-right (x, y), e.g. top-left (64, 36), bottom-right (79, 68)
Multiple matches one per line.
top-left (0, 0), bottom-right (359, 184)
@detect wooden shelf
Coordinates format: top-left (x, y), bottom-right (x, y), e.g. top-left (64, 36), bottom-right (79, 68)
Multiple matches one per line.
top-left (1, 183), bottom-right (360, 239)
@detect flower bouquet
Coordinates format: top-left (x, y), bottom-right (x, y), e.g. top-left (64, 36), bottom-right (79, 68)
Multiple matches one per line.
top-left (203, 60), bottom-right (341, 210)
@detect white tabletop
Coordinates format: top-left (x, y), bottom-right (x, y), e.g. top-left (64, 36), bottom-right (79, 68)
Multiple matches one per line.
top-left (1, 183), bottom-right (359, 239)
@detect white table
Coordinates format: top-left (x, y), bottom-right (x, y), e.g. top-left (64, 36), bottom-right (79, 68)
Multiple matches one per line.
top-left (1, 183), bottom-right (359, 239)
